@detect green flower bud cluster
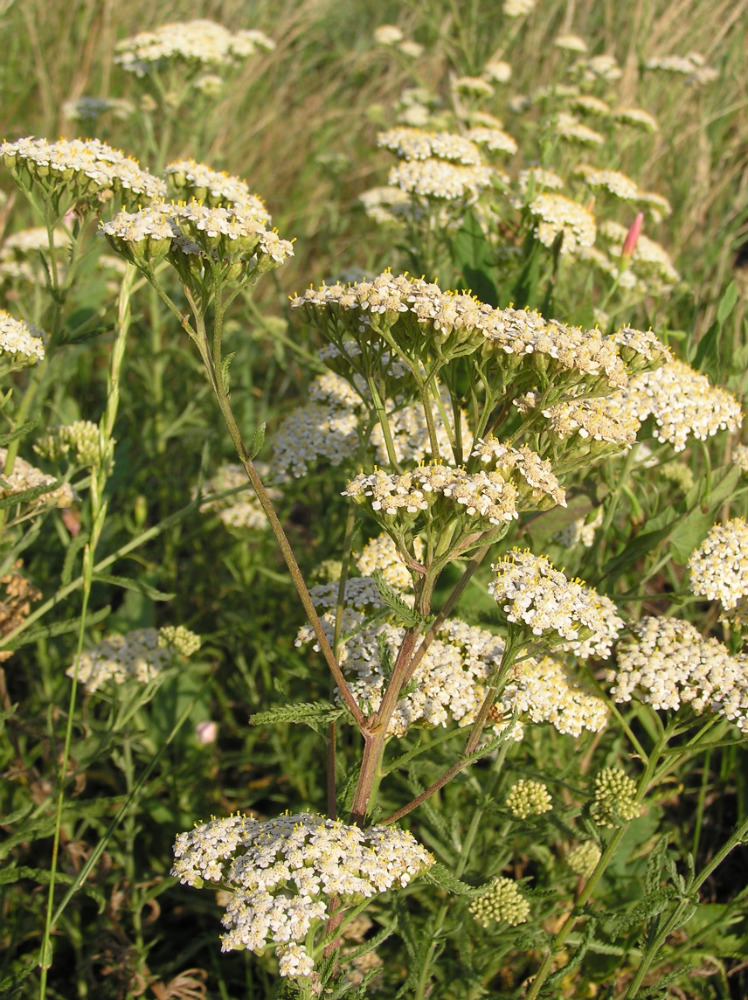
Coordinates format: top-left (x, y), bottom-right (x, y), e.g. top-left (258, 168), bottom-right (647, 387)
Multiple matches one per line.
top-left (505, 779), bottom-right (552, 819)
top-left (590, 767), bottom-right (639, 828)
top-left (35, 421), bottom-right (100, 468)
top-left (468, 877), bottom-right (530, 927)
top-left (158, 625), bottom-right (202, 657)
top-left (567, 841), bottom-right (601, 878)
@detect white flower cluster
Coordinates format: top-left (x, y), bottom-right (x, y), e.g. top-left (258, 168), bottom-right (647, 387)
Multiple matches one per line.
top-left (2, 226), bottom-right (70, 256)
top-left (358, 185), bottom-right (412, 225)
top-left (688, 519), bottom-right (748, 611)
top-left (468, 878), bottom-right (530, 926)
top-left (453, 76), bottom-right (495, 98)
top-left (388, 159), bottom-right (494, 202)
top-left (627, 358), bottom-right (742, 451)
top-left (298, 602), bottom-right (608, 738)
top-left (554, 33), bottom-right (588, 53)
top-left (570, 95), bottom-right (611, 117)
top-left (645, 52), bottom-right (718, 85)
top-left (68, 625), bottom-right (200, 693)
top-left (503, 0), bottom-right (536, 16)
top-left (583, 54), bottom-right (622, 83)
top-left (355, 533), bottom-right (423, 590)
top-left (610, 616), bottom-right (748, 729)
top-left (198, 462), bottom-right (280, 530)
top-left (554, 507), bottom-right (604, 548)
top-left (470, 437), bottom-right (566, 509)
top-left (576, 166), bottom-right (640, 202)
top-left (516, 167), bottom-right (564, 197)
top-left (101, 200), bottom-right (292, 271)
top-left (343, 465), bottom-right (520, 526)
top-left (0, 310), bottom-right (45, 365)
top-left (0, 448), bottom-right (74, 509)
top-left (171, 812), bottom-right (434, 977)
top-left (293, 271), bottom-right (635, 393)
top-left (115, 20), bottom-right (274, 76)
top-left (613, 107), bottom-right (659, 132)
top-left (165, 160), bottom-right (271, 220)
top-left (528, 193), bottom-right (597, 255)
top-left (554, 113), bottom-right (605, 147)
top-left (378, 128), bottom-right (482, 165)
top-left (489, 549), bottom-right (623, 657)
top-left (465, 127), bottom-right (518, 155)
top-left (482, 60), bottom-right (512, 84)
top-left (0, 137), bottom-right (165, 203)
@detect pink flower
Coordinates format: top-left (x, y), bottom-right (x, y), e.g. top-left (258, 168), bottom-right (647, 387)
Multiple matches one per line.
top-left (621, 212), bottom-right (644, 264)
top-left (195, 720), bottom-right (218, 745)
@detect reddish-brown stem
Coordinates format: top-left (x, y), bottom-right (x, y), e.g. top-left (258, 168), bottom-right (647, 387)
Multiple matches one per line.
top-left (381, 758), bottom-right (472, 825)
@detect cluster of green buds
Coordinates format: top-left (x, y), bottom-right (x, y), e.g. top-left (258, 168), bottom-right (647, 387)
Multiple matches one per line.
top-left (590, 767), bottom-right (640, 828)
top-left (34, 420), bottom-right (101, 469)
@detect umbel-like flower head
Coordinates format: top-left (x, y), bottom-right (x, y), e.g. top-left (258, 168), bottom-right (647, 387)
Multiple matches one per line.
top-left (100, 200), bottom-right (293, 286)
top-left (171, 812), bottom-right (434, 978)
top-left (489, 549), bottom-right (623, 657)
top-left (115, 20), bottom-right (275, 77)
top-left (68, 625), bottom-right (201, 693)
top-left (0, 137), bottom-right (165, 214)
top-left (688, 518), bottom-right (748, 612)
top-left (0, 310), bottom-right (45, 371)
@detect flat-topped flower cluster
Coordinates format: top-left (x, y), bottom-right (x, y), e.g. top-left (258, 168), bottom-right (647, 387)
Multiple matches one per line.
top-left (489, 549), bottom-right (623, 657)
top-left (171, 812), bottom-right (434, 977)
top-left (297, 564), bottom-right (609, 739)
top-left (0, 137), bottom-right (166, 207)
top-left (68, 625), bottom-right (201, 693)
top-left (115, 19), bottom-right (275, 76)
top-left (611, 617), bottom-right (748, 730)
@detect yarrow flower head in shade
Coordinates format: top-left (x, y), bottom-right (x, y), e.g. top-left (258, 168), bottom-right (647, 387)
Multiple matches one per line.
top-left (733, 444), bottom-right (748, 475)
top-left (298, 597), bottom-right (607, 738)
top-left (355, 533), bottom-right (424, 591)
top-left (570, 95), bottom-right (611, 118)
top-left (171, 812), bottom-right (434, 978)
top-left (197, 461), bottom-right (281, 530)
top-left (610, 616), bottom-right (748, 730)
top-left (554, 507), bottom-right (604, 548)
top-left (115, 20), bottom-right (274, 76)
top-left (34, 421), bottom-right (100, 468)
top-left (516, 167), bottom-right (564, 197)
top-left (468, 878), bottom-right (530, 927)
top-left (0, 448), bottom-right (74, 511)
top-left (164, 160), bottom-right (271, 220)
top-left (0, 137), bottom-right (165, 213)
top-left (453, 76), bottom-right (495, 99)
top-left (567, 841), bottom-right (601, 878)
top-left (583, 54), bottom-right (622, 83)
top-left (68, 625), bottom-right (201, 693)
top-left (489, 549), bottom-right (623, 657)
top-left (505, 779), bottom-right (552, 818)
top-left (590, 768), bottom-right (639, 828)
top-left (0, 310), bottom-right (45, 370)
top-left (527, 193), bottom-right (596, 255)
top-left (645, 52), bottom-right (717, 85)
top-left (687, 519), bottom-right (748, 612)
top-left (373, 24), bottom-right (404, 46)
top-left (359, 185), bottom-right (413, 225)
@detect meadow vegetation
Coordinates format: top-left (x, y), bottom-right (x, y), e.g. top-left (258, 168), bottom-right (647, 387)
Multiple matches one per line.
top-left (1, 1), bottom-right (748, 998)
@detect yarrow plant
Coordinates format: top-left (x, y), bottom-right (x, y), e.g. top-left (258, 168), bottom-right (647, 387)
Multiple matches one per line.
top-left (1, 8), bottom-right (747, 1000)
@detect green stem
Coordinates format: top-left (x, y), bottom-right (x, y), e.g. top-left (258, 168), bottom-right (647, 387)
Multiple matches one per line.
top-left (414, 744), bottom-right (511, 1000)
top-left (39, 266), bottom-right (136, 999)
